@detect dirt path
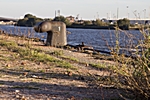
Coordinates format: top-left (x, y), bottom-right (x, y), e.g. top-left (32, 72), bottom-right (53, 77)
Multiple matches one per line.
top-left (0, 35), bottom-right (121, 100)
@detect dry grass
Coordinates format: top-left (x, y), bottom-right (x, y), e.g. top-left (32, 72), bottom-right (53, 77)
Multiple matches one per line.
top-left (108, 27), bottom-right (150, 100)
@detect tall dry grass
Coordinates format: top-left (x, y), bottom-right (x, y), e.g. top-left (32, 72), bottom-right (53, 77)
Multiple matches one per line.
top-left (108, 26), bottom-right (150, 99)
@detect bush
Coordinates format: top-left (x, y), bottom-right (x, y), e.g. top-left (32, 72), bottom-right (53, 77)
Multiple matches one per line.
top-left (17, 14), bottom-right (44, 27)
top-left (111, 28), bottom-right (150, 99)
top-left (117, 18), bottom-right (130, 30)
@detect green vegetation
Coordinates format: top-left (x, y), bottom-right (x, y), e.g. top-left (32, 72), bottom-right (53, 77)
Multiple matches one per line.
top-left (16, 13), bottom-right (135, 30)
top-left (16, 13), bottom-right (150, 30)
top-left (0, 39), bottom-right (74, 70)
top-left (94, 19), bottom-right (108, 26)
top-left (90, 63), bottom-right (107, 69)
top-left (53, 15), bottom-right (71, 26)
top-left (50, 50), bottom-right (64, 56)
top-left (17, 14), bottom-right (43, 27)
top-left (117, 18), bottom-right (130, 30)
top-left (16, 14), bottom-right (52, 27)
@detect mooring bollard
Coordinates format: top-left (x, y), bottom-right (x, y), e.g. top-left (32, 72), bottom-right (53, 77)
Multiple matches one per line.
top-left (34, 21), bottom-right (67, 46)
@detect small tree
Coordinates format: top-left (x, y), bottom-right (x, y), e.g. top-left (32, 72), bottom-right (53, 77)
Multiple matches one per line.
top-left (95, 19), bottom-right (107, 26)
top-left (53, 16), bottom-right (71, 26)
top-left (53, 16), bottom-right (66, 22)
top-left (17, 14), bottom-right (44, 27)
top-left (117, 18), bottom-right (130, 30)
top-left (83, 20), bottom-right (92, 25)
top-left (24, 14), bottom-right (36, 19)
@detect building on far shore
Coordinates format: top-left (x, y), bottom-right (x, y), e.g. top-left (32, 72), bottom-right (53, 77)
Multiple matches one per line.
top-left (0, 21), bottom-right (16, 25)
top-left (103, 18), bottom-right (150, 25)
top-left (0, 17), bottom-right (17, 25)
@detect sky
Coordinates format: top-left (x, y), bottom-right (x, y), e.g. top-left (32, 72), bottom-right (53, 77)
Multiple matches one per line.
top-left (0, 0), bottom-right (150, 20)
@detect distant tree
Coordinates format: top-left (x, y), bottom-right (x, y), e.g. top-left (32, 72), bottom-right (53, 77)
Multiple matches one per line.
top-left (53, 16), bottom-right (71, 26)
top-left (65, 19), bottom-right (72, 26)
top-left (53, 16), bottom-right (66, 22)
top-left (17, 14), bottom-right (44, 27)
top-left (26, 18), bottom-right (36, 27)
top-left (44, 18), bottom-right (52, 21)
top-left (95, 19), bottom-right (107, 26)
top-left (17, 19), bottom-right (28, 26)
top-left (24, 14), bottom-right (36, 19)
top-left (117, 18), bottom-right (130, 29)
top-left (145, 20), bottom-right (148, 25)
top-left (83, 20), bottom-right (92, 25)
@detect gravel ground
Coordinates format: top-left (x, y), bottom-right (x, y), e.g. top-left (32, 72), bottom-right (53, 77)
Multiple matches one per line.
top-left (0, 35), bottom-right (121, 100)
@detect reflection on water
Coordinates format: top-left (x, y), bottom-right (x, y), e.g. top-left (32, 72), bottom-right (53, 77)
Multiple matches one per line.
top-left (67, 28), bottom-right (144, 52)
top-left (0, 25), bottom-right (146, 55)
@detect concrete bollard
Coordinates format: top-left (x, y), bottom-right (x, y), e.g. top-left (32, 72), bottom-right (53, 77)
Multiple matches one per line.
top-left (34, 21), bottom-right (67, 46)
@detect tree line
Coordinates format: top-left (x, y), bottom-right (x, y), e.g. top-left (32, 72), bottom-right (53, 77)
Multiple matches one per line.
top-left (16, 14), bottom-right (130, 30)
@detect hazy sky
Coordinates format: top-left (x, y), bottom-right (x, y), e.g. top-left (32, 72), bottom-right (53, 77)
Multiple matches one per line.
top-left (0, 0), bottom-right (149, 20)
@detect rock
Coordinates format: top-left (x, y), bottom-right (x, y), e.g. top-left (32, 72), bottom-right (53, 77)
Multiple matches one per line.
top-left (68, 72), bottom-right (73, 76)
top-left (85, 63), bottom-right (89, 67)
top-left (23, 72), bottom-right (28, 76)
top-left (21, 62), bottom-right (26, 65)
top-left (6, 64), bottom-right (11, 67)
top-left (64, 71), bottom-right (73, 76)
top-left (15, 90), bottom-right (20, 93)
top-left (21, 95), bottom-right (26, 100)
top-left (31, 75), bottom-right (38, 78)
top-left (15, 95), bottom-right (20, 98)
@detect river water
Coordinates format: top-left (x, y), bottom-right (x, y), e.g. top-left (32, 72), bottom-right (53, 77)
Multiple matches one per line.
top-left (0, 25), bottom-right (146, 55)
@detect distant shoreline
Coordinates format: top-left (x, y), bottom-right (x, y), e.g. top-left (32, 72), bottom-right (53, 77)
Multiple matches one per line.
top-left (67, 25), bottom-right (116, 30)
top-left (0, 24), bottom-right (141, 30)
top-left (67, 25), bottom-right (143, 30)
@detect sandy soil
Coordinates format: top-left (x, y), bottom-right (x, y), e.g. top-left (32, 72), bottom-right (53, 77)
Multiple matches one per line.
top-left (0, 35), bottom-right (121, 100)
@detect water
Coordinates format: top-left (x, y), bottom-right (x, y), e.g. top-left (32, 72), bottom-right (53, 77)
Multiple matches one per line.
top-left (0, 25), bottom-right (146, 55)
top-left (67, 28), bottom-right (144, 54)
top-left (0, 25), bottom-right (47, 40)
